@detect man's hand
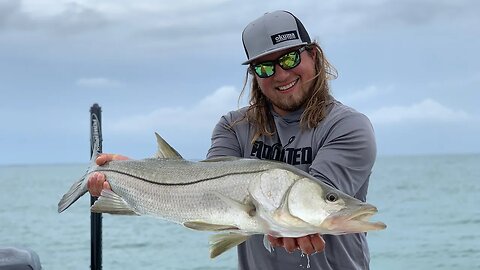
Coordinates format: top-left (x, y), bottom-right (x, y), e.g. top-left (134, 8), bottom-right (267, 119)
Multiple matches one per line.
top-left (87, 153), bottom-right (129, 197)
top-left (267, 234), bottom-right (325, 255)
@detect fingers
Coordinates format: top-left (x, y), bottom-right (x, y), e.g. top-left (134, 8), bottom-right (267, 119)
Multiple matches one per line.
top-left (267, 235), bottom-right (283, 247)
top-left (267, 234), bottom-right (325, 255)
top-left (309, 234), bottom-right (325, 253)
top-left (282, 238), bottom-right (297, 253)
top-left (95, 153), bottom-right (129, 165)
top-left (103, 180), bottom-right (111, 191)
top-left (267, 236), bottom-right (298, 253)
top-left (87, 172), bottom-right (110, 197)
top-left (88, 154), bottom-right (127, 197)
top-left (296, 236), bottom-right (315, 254)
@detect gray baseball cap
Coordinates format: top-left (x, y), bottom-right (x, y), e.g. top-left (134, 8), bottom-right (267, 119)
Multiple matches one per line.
top-left (241, 10), bottom-right (311, 65)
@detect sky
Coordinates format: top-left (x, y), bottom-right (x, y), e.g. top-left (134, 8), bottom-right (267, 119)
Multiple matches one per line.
top-left (1, 0), bottom-right (479, 165)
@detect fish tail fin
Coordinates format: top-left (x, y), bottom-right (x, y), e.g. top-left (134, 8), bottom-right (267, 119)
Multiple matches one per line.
top-left (209, 233), bottom-right (250, 259)
top-left (57, 173), bottom-right (89, 213)
top-left (58, 144), bottom-right (100, 213)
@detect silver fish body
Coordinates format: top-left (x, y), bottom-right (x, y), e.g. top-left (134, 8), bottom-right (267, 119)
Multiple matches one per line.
top-left (90, 158), bottom-right (279, 232)
top-left (58, 133), bottom-right (386, 258)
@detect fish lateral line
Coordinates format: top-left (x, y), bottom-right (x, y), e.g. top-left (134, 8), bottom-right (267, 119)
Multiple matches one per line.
top-left (96, 168), bottom-right (265, 186)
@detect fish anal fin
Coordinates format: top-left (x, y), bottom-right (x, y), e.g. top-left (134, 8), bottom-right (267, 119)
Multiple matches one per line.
top-left (183, 221), bottom-right (239, 232)
top-left (209, 233), bottom-right (250, 258)
top-left (91, 189), bottom-right (138, 216)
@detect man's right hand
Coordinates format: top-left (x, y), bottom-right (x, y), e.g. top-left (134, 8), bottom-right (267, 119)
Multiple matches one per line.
top-left (87, 153), bottom-right (129, 197)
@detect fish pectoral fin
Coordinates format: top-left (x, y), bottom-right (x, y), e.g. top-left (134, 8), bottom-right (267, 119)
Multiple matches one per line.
top-left (263, 235), bottom-right (274, 253)
top-left (212, 192), bottom-right (257, 217)
top-left (209, 233), bottom-right (250, 259)
top-left (183, 221), bottom-right (239, 232)
top-left (91, 189), bottom-right (139, 216)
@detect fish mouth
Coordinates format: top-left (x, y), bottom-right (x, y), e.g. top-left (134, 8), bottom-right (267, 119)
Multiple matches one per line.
top-left (348, 207), bottom-right (377, 222)
top-left (323, 205), bottom-right (387, 234)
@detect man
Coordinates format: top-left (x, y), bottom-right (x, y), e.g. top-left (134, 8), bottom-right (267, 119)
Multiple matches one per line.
top-left (89, 10), bottom-right (376, 270)
top-left (206, 10), bottom-right (377, 269)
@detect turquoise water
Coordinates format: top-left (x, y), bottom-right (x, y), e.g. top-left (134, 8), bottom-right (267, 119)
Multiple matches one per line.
top-left (0, 154), bottom-right (479, 269)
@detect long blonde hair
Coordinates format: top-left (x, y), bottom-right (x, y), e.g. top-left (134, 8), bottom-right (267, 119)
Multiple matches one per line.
top-left (237, 41), bottom-right (337, 143)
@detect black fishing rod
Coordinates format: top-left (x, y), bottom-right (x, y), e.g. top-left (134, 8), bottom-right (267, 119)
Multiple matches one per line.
top-left (90, 104), bottom-right (103, 270)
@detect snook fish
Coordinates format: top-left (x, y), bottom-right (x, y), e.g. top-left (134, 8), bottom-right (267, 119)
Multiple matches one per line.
top-left (58, 133), bottom-right (386, 258)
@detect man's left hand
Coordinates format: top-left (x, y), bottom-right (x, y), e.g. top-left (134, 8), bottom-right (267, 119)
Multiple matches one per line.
top-left (267, 234), bottom-right (325, 255)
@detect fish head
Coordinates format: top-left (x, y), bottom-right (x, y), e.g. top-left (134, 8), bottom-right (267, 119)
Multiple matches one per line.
top-left (287, 178), bottom-right (386, 235)
top-left (248, 168), bottom-right (313, 234)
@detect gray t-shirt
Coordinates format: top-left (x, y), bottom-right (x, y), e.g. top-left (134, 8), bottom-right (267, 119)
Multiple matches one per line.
top-left (207, 99), bottom-right (377, 270)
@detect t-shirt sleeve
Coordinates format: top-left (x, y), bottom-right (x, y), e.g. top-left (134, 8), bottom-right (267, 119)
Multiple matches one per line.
top-left (309, 112), bottom-right (377, 198)
top-left (206, 113), bottom-right (243, 158)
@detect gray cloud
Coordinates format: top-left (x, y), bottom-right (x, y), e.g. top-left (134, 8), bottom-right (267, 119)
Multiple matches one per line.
top-left (339, 0), bottom-right (479, 31)
top-left (3, 0), bottom-right (479, 38)
top-left (0, 0), bottom-right (27, 30)
top-left (378, 1), bottom-right (477, 32)
top-left (44, 2), bottom-right (109, 35)
top-left (0, 0), bottom-right (109, 36)
top-left (296, 0), bottom-right (480, 38)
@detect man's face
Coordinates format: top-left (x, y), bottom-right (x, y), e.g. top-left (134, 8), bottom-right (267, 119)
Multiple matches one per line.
top-left (253, 46), bottom-right (317, 116)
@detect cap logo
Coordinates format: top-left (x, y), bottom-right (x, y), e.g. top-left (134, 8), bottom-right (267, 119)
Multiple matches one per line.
top-left (271, 30), bottom-right (299, 45)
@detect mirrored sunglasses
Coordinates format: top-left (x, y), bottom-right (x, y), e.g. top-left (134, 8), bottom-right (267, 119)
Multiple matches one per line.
top-left (252, 47), bottom-right (307, 78)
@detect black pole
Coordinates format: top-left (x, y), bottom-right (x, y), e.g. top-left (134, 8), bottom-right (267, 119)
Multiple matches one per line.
top-left (90, 104), bottom-right (103, 270)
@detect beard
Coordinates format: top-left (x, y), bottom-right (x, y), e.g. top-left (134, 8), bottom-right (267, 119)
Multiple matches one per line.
top-left (268, 84), bottom-right (313, 113)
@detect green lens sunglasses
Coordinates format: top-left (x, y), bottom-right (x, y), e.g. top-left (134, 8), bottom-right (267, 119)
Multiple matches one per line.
top-left (252, 47), bottom-right (307, 78)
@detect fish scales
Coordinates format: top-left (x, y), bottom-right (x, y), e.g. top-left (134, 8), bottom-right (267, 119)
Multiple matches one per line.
top-left (100, 169), bottom-right (258, 225)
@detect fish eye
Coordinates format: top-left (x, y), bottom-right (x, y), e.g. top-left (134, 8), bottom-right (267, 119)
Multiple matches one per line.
top-left (326, 192), bottom-right (338, 202)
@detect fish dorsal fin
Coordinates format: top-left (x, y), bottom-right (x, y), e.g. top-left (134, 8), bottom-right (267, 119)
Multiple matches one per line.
top-left (154, 132), bottom-right (183, 159)
top-left (200, 156), bottom-right (243, 162)
top-left (91, 189), bottom-right (139, 216)
top-left (209, 233), bottom-right (250, 258)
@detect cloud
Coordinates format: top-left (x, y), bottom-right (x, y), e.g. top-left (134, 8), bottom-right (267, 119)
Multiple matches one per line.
top-left (376, 0), bottom-right (479, 26)
top-left (296, 0), bottom-right (480, 38)
top-left (76, 77), bottom-right (123, 88)
top-left (110, 86), bottom-right (244, 134)
top-left (0, 1), bottom-right (109, 35)
top-left (338, 0), bottom-right (479, 26)
top-left (2, 0), bottom-right (240, 39)
top-left (0, 1), bottom-right (19, 27)
top-left (367, 99), bottom-right (472, 124)
top-left (3, 0), bottom-right (478, 48)
top-left (337, 85), bottom-right (391, 105)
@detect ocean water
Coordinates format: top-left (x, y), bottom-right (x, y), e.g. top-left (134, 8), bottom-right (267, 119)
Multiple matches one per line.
top-left (0, 154), bottom-right (479, 270)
